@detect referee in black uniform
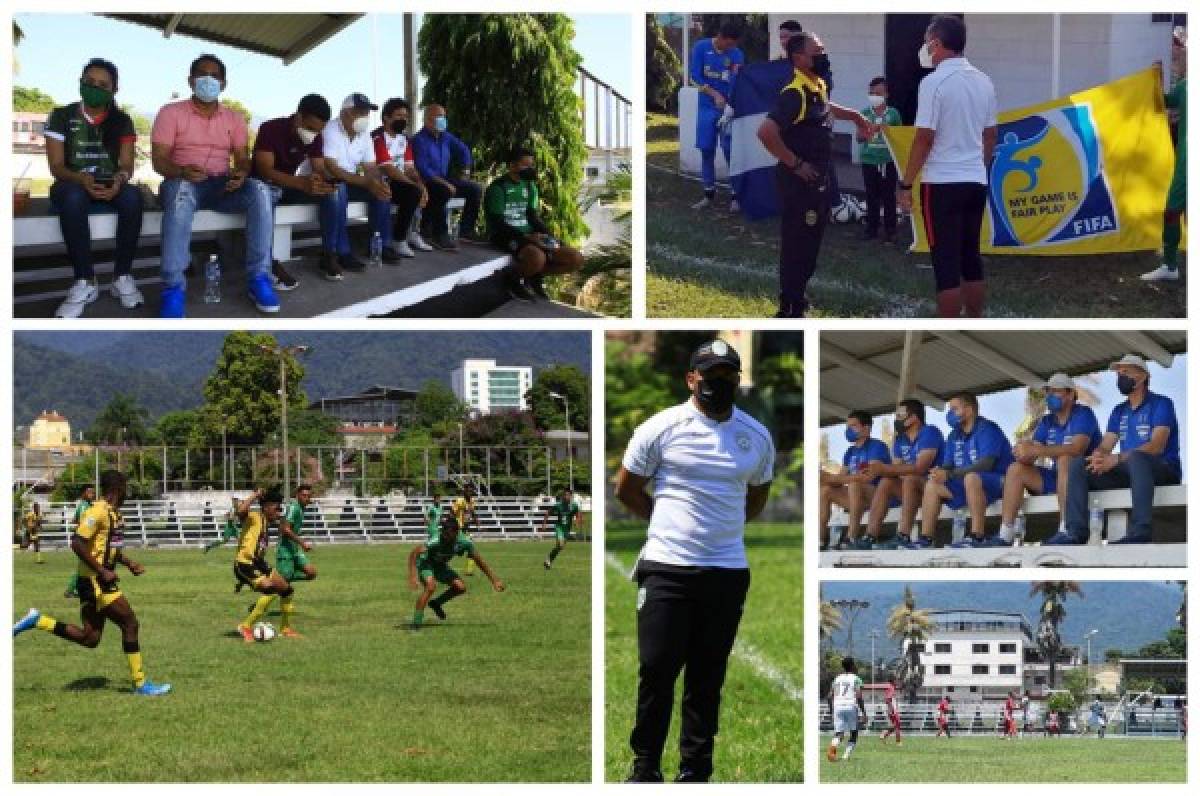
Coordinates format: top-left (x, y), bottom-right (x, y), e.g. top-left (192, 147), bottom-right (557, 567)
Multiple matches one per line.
top-left (758, 32), bottom-right (873, 318)
top-left (615, 340), bottom-right (776, 783)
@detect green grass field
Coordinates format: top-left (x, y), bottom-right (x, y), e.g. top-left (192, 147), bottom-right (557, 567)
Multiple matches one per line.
top-left (605, 521), bottom-right (802, 783)
top-left (819, 733), bottom-right (1186, 783)
top-left (12, 540), bottom-right (590, 782)
top-left (646, 112), bottom-right (1186, 319)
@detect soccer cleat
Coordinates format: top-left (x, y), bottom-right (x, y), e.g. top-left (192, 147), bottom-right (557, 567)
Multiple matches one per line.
top-left (248, 274), bottom-right (281, 313)
top-left (903, 536), bottom-right (934, 550)
top-left (133, 680), bottom-right (172, 696)
top-left (1140, 264), bottom-right (1180, 282)
top-left (430, 602), bottom-right (447, 621)
top-left (55, 279), bottom-right (99, 318)
top-left (271, 260), bottom-right (299, 291)
top-left (543, 560), bottom-right (552, 570)
top-left (13, 608), bottom-right (40, 637)
top-left (826, 744), bottom-right (838, 762)
top-left (159, 285), bottom-right (186, 318)
top-left (280, 627), bottom-right (303, 638)
top-left (1044, 530), bottom-right (1088, 545)
top-left (239, 625), bottom-right (255, 644)
top-left (1111, 532), bottom-right (1153, 544)
top-left (110, 274), bottom-right (145, 308)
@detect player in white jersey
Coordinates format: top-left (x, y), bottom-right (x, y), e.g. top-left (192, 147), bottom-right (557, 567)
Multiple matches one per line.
top-left (827, 656), bottom-right (867, 762)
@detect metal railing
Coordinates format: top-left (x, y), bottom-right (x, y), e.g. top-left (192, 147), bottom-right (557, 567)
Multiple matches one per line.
top-left (22, 495), bottom-right (592, 549)
top-left (580, 66), bottom-right (632, 152)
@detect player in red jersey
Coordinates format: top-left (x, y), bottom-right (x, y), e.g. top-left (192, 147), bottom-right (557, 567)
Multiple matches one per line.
top-left (879, 681), bottom-right (902, 743)
top-left (1002, 691), bottom-right (1018, 739)
top-left (935, 695), bottom-right (952, 737)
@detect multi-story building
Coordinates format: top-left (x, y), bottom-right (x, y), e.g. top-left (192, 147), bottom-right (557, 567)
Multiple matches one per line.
top-left (451, 359), bottom-right (533, 415)
top-left (906, 610), bottom-right (1032, 700)
top-left (27, 409), bottom-right (72, 449)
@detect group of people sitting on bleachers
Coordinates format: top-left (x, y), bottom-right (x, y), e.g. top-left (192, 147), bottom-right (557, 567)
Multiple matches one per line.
top-left (45, 55), bottom-right (583, 318)
top-left (820, 354), bottom-right (1181, 550)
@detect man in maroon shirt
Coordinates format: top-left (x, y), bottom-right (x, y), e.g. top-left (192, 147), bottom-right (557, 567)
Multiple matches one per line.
top-left (252, 94), bottom-right (337, 288)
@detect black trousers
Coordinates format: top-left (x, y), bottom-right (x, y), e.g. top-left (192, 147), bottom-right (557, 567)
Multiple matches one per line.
top-left (861, 162), bottom-right (898, 234)
top-left (775, 163), bottom-right (831, 312)
top-left (630, 563), bottom-right (751, 777)
top-left (388, 179), bottom-right (422, 241)
top-left (921, 181), bottom-right (987, 292)
top-left (423, 177), bottom-right (481, 237)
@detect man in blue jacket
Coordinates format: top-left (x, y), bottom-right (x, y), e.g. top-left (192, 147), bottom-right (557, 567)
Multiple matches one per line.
top-left (411, 103), bottom-right (482, 250)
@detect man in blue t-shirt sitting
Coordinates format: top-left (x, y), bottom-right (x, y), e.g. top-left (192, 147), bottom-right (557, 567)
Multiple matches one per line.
top-left (862, 399), bottom-right (944, 548)
top-left (1058, 355), bottom-right (1181, 544)
top-left (820, 409), bottom-right (891, 549)
top-left (909, 392), bottom-right (1014, 549)
top-left (1000, 373), bottom-right (1102, 544)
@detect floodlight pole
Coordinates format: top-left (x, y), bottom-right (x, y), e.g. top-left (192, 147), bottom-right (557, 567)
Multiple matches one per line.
top-left (549, 390), bottom-right (573, 492)
top-left (259, 343), bottom-right (310, 496)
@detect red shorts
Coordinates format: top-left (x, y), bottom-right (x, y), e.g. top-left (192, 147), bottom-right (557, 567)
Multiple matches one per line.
top-left (889, 712), bottom-right (900, 727)
top-left (938, 717), bottom-right (948, 728)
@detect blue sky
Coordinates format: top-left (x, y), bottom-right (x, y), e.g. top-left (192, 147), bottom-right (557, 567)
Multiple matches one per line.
top-left (824, 354), bottom-right (1188, 479)
top-left (14, 13), bottom-right (631, 127)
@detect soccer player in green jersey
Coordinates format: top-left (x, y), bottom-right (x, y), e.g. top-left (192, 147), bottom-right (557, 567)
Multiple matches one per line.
top-left (542, 488), bottom-right (582, 570)
top-left (64, 485), bottom-right (95, 598)
top-left (407, 515), bottom-right (504, 628)
top-left (424, 489), bottom-right (445, 540)
top-left (277, 484), bottom-right (318, 584)
top-left (1144, 39), bottom-right (1188, 282)
top-left (203, 497), bottom-right (242, 556)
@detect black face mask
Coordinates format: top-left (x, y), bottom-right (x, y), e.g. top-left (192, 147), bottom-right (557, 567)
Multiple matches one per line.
top-left (695, 376), bottom-right (737, 415)
top-left (1116, 374), bottom-right (1139, 395)
top-left (811, 54), bottom-right (831, 76)
top-left (893, 417), bottom-right (908, 435)
top-left (518, 167), bottom-right (538, 181)
top-left (391, 119), bottom-right (407, 135)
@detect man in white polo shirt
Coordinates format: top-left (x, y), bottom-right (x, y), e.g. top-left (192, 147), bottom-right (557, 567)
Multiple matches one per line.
top-left (615, 339), bottom-right (775, 783)
top-left (897, 15), bottom-right (998, 319)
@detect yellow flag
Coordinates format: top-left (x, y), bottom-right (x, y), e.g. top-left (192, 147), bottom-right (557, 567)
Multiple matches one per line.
top-left (885, 68), bottom-right (1183, 255)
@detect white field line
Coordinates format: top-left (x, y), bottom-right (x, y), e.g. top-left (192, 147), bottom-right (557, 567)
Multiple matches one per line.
top-left (605, 552), bottom-right (802, 703)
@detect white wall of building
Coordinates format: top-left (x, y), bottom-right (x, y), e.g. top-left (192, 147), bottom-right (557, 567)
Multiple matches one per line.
top-left (451, 359), bottom-right (533, 415)
top-left (906, 618), bottom-right (1028, 697)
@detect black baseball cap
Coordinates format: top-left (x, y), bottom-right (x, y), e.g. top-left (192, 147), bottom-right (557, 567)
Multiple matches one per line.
top-left (342, 93), bottom-right (378, 111)
top-left (689, 339), bottom-right (741, 372)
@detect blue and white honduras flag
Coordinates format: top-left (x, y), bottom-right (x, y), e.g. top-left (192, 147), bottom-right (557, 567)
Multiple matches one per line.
top-left (728, 59), bottom-right (794, 221)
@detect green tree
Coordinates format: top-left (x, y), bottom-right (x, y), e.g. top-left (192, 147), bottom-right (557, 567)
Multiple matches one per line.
top-left (698, 14), bottom-right (769, 62)
top-left (603, 338), bottom-right (675, 470)
top-left (286, 409), bottom-right (341, 446)
top-left (154, 409), bottom-right (204, 446)
top-left (222, 97), bottom-right (253, 125)
top-left (201, 331), bottom-right (306, 444)
top-left (413, 380), bottom-right (467, 428)
top-left (418, 14), bottom-right (588, 243)
top-left (87, 394), bottom-right (151, 445)
top-left (13, 84), bottom-right (55, 112)
top-left (887, 585), bottom-right (933, 702)
top-left (646, 16), bottom-right (681, 112)
top-left (1063, 666), bottom-right (1093, 704)
top-left (1031, 581), bottom-right (1083, 690)
top-left (528, 364), bottom-right (588, 431)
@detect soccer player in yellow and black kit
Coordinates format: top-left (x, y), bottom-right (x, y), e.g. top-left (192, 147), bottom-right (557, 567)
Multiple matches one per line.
top-left (13, 470), bottom-right (172, 696)
top-left (452, 483), bottom-right (480, 575)
top-left (21, 501), bottom-right (45, 563)
top-left (233, 486), bottom-right (298, 641)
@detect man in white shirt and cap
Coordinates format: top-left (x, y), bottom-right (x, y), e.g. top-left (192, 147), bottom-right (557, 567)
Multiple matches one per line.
top-left (614, 339), bottom-right (776, 783)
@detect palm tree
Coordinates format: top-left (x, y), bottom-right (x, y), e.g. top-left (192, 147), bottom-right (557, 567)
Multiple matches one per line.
top-left (13, 21), bottom-right (24, 74)
top-left (820, 600), bottom-right (843, 647)
top-left (1177, 581), bottom-right (1186, 628)
top-left (1030, 581), bottom-right (1083, 689)
top-left (887, 585), bottom-right (934, 702)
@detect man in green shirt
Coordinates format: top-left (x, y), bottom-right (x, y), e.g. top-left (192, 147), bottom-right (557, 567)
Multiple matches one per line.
top-left (484, 146), bottom-right (584, 302)
top-left (277, 484), bottom-right (318, 584)
top-left (1143, 43), bottom-right (1187, 282)
top-left (407, 515), bottom-right (504, 628)
top-left (424, 489), bottom-right (445, 540)
top-left (858, 76), bottom-right (902, 243)
top-left (63, 486), bottom-right (96, 597)
top-left (541, 488), bottom-right (582, 570)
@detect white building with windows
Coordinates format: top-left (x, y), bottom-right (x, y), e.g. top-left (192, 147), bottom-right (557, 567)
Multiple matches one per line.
top-left (906, 610), bottom-right (1032, 699)
top-left (451, 359), bottom-right (533, 415)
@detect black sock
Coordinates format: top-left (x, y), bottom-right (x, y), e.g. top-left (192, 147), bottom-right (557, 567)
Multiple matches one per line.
top-left (547, 545), bottom-right (562, 562)
top-left (122, 639), bottom-right (140, 654)
top-left (52, 621), bottom-right (69, 639)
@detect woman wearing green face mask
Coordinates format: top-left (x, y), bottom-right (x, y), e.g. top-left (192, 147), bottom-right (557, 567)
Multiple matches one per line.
top-left (45, 58), bottom-right (144, 318)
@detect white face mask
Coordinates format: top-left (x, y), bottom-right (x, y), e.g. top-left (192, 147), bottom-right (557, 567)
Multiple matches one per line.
top-left (297, 127), bottom-right (318, 145)
top-left (351, 116), bottom-right (370, 135)
top-left (868, 94), bottom-right (886, 108)
top-left (918, 40), bottom-right (935, 69)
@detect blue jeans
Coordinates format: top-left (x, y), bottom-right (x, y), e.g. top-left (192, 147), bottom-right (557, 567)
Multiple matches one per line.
top-left (159, 176), bottom-right (273, 290)
top-left (317, 183), bottom-right (391, 255)
top-left (1064, 451), bottom-right (1181, 538)
top-left (49, 179), bottom-right (143, 280)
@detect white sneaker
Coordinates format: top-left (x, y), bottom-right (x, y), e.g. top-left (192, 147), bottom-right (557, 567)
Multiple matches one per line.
top-left (391, 241), bottom-right (416, 258)
top-left (110, 274), bottom-right (145, 309)
top-left (407, 231), bottom-right (433, 252)
top-left (691, 196), bottom-right (712, 210)
top-left (1140, 264), bottom-right (1180, 282)
top-left (55, 279), bottom-right (98, 318)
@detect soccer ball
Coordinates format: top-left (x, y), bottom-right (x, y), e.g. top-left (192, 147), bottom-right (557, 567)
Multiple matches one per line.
top-left (831, 194), bottom-right (865, 224)
top-left (252, 622), bottom-right (277, 642)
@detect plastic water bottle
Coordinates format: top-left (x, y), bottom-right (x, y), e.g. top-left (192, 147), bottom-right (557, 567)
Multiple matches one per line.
top-left (369, 231), bottom-right (383, 267)
top-left (1089, 499), bottom-right (1104, 540)
top-left (1014, 511), bottom-right (1026, 546)
top-left (448, 206), bottom-right (463, 240)
top-left (951, 508), bottom-right (967, 544)
top-left (203, 254), bottom-right (221, 303)
top-left (828, 513), bottom-right (847, 549)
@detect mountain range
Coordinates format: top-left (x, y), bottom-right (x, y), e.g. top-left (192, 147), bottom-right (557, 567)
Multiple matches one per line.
top-left (14, 331), bottom-right (590, 431)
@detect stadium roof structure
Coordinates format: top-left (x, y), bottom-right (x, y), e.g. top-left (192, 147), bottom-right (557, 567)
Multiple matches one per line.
top-left (99, 13), bottom-right (364, 65)
top-left (926, 609), bottom-right (1034, 640)
top-left (819, 330), bottom-right (1187, 425)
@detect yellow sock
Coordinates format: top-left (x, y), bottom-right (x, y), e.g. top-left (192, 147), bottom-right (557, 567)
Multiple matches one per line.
top-left (280, 595), bottom-right (295, 630)
top-left (126, 652), bottom-right (146, 688)
top-left (465, 558), bottom-right (476, 574)
top-left (36, 615), bottom-right (57, 633)
top-left (241, 595), bottom-right (274, 629)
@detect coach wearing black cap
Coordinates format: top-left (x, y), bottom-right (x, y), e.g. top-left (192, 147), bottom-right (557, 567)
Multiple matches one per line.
top-left (614, 340), bottom-right (776, 783)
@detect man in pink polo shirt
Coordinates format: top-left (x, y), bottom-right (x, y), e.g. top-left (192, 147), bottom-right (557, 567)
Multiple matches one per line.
top-left (151, 53), bottom-right (277, 317)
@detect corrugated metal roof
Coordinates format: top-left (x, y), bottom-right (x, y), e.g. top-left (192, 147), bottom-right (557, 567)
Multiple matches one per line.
top-left (820, 330), bottom-right (1186, 425)
top-left (101, 13), bottom-right (363, 64)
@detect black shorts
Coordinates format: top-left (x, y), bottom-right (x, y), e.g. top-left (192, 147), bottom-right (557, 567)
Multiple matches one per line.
top-left (76, 573), bottom-right (122, 608)
top-left (492, 231), bottom-right (544, 256)
top-left (920, 181), bottom-right (987, 292)
top-left (234, 558), bottom-right (272, 588)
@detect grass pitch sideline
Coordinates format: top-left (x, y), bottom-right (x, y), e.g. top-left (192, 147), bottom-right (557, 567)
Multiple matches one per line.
top-left (12, 540), bottom-right (590, 782)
